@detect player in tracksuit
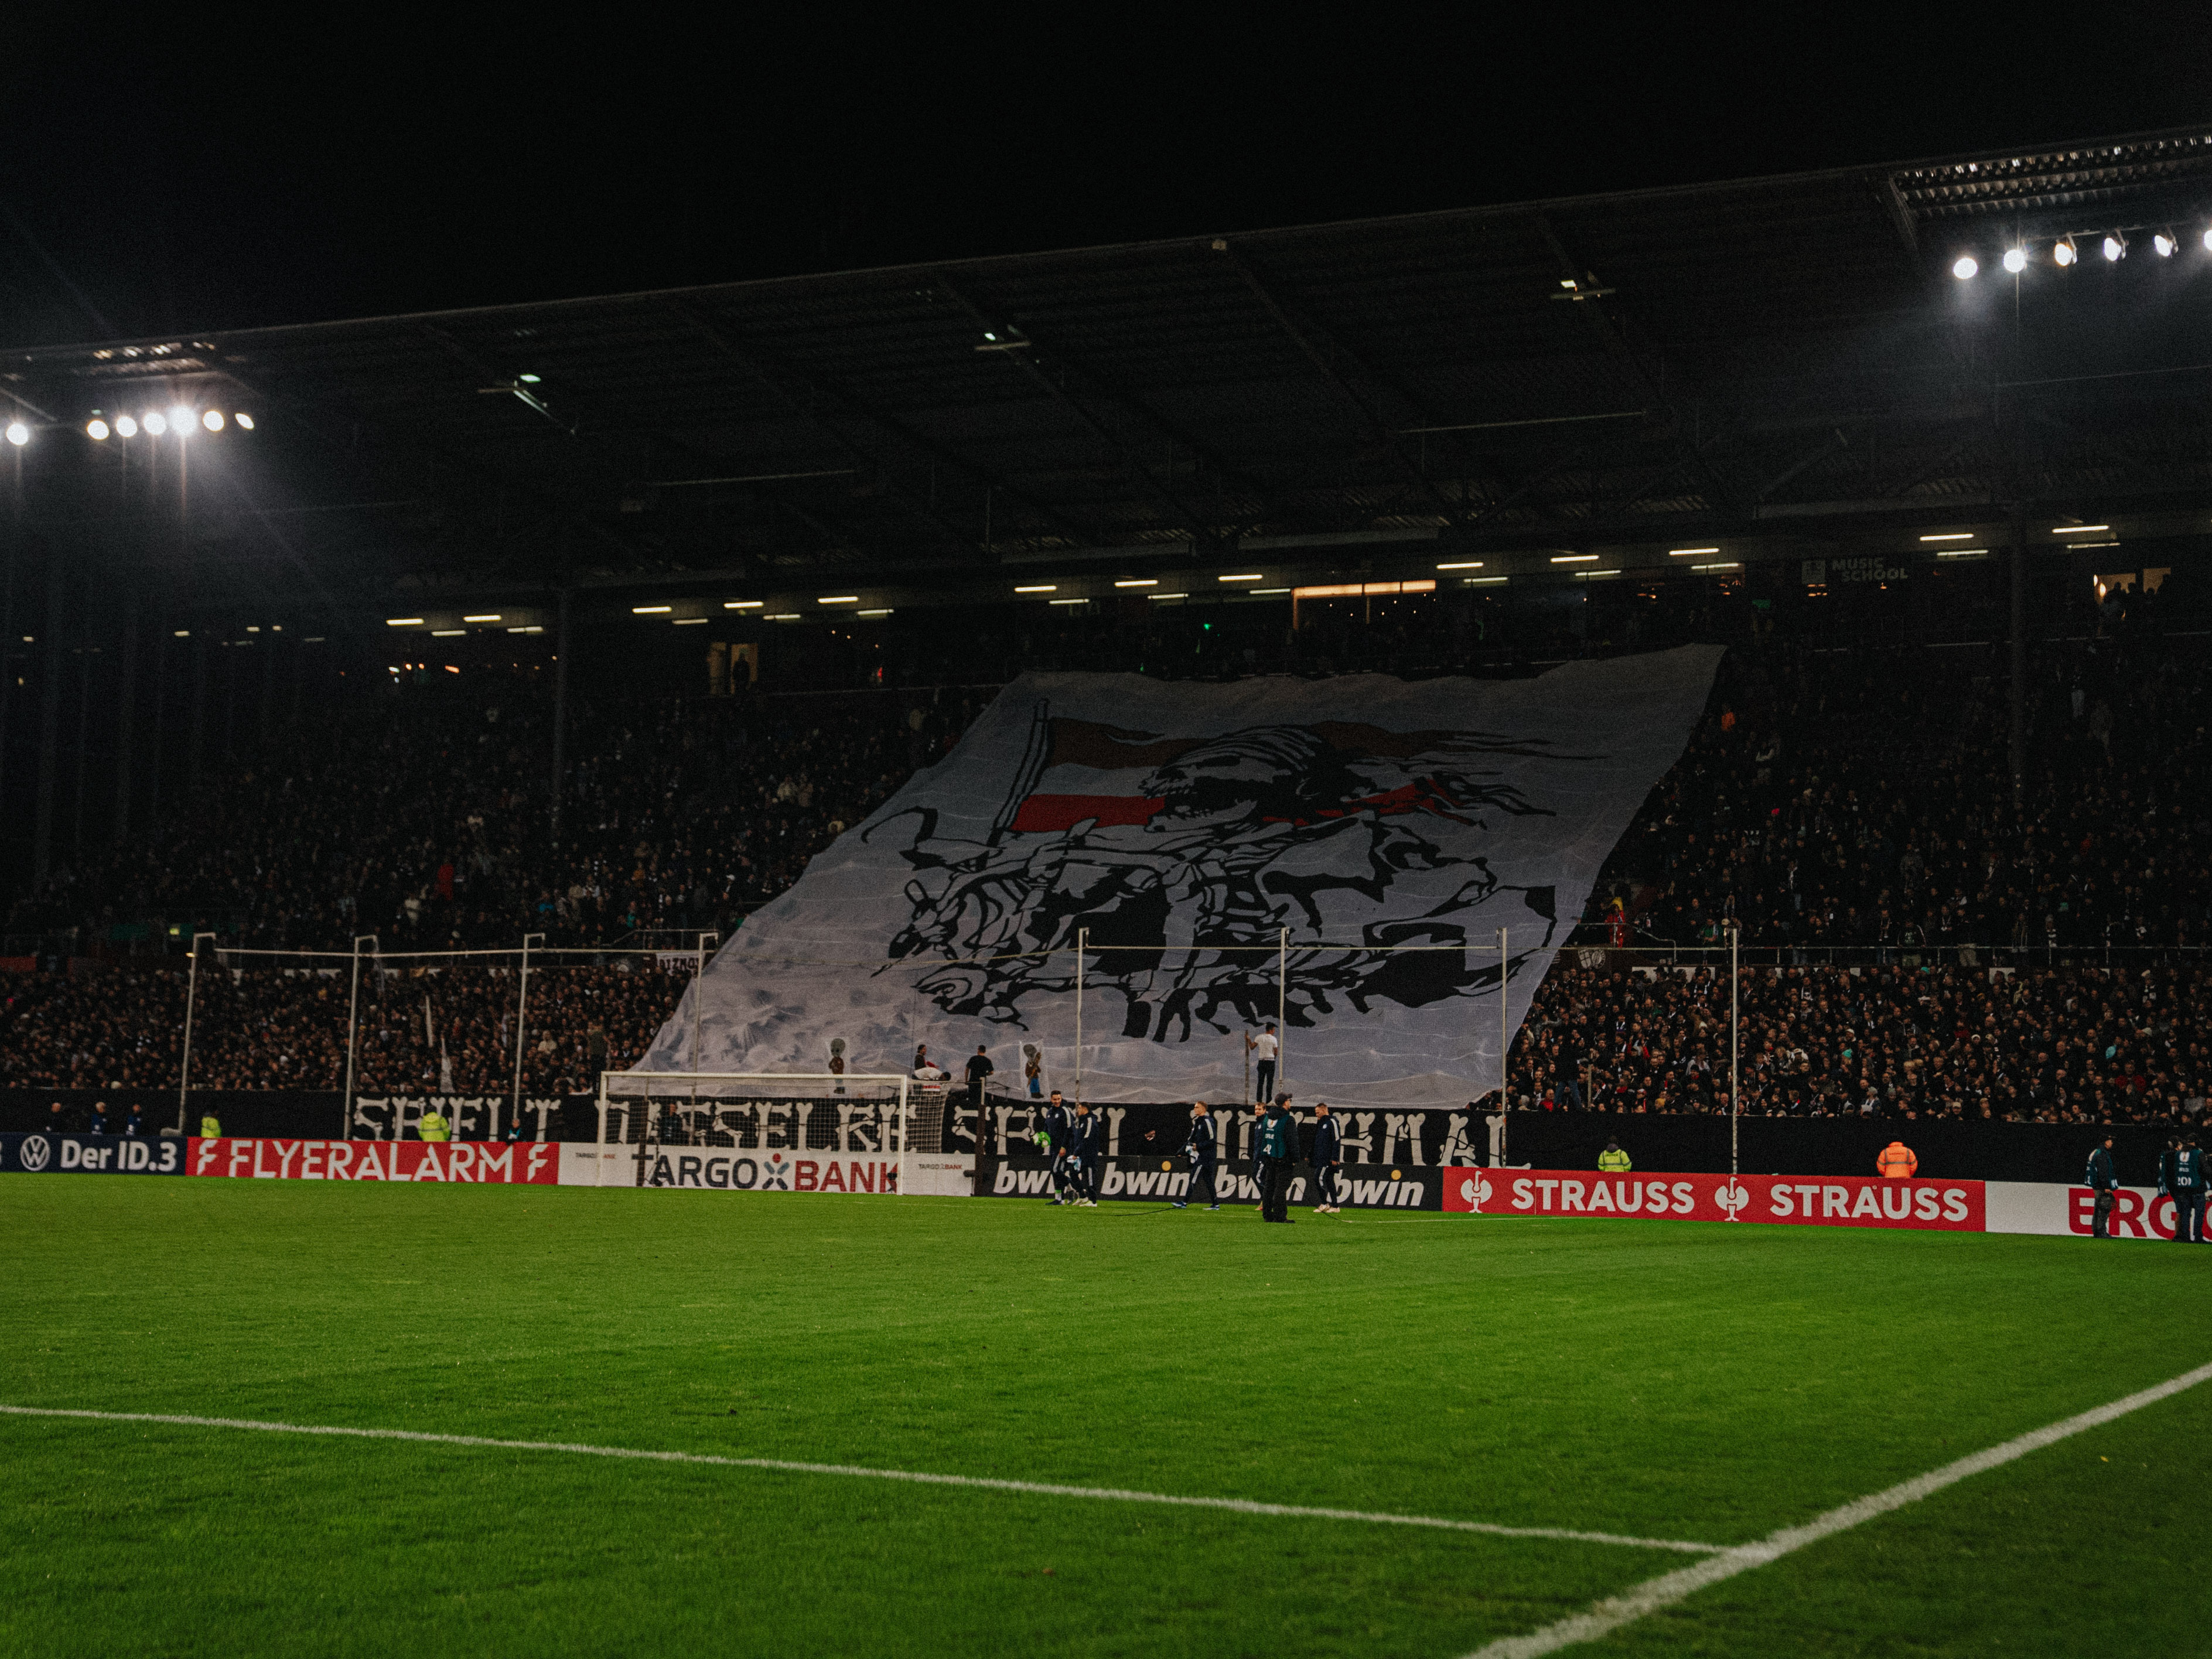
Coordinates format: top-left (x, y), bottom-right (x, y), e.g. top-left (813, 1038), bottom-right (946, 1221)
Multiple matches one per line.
top-left (2085, 1137), bottom-right (2119, 1238)
top-left (1310, 1102), bottom-right (1343, 1213)
top-left (1173, 1102), bottom-right (1220, 1209)
top-left (1037, 1091), bottom-right (1073, 1204)
top-left (1066, 1101), bottom-right (1104, 1206)
top-left (2171, 1135), bottom-right (2206, 1244)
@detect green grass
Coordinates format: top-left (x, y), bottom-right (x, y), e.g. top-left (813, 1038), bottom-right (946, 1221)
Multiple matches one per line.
top-left (0, 1180), bottom-right (2204, 1657)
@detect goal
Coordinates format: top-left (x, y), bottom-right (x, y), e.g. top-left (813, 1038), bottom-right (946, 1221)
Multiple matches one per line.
top-left (593, 1071), bottom-right (964, 1194)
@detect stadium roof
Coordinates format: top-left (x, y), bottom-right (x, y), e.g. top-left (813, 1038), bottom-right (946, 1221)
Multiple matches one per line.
top-left (9, 123), bottom-right (2212, 608)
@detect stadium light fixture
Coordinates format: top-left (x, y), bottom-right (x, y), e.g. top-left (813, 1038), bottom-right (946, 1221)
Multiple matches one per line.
top-left (1252, 587), bottom-right (1291, 595)
top-left (1920, 532), bottom-right (1975, 542)
top-left (114, 415), bottom-right (138, 438)
top-left (724, 600), bottom-right (764, 609)
top-left (2204, 228), bottom-right (2212, 253)
top-left (1466, 575), bottom-right (1508, 585)
top-left (1217, 574), bottom-right (1264, 583)
top-left (2003, 247), bottom-right (2028, 274)
top-left (2053, 237), bottom-right (2077, 267)
top-left (1551, 554), bottom-right (1598, 563)
top-left (1668, 547), bottom-right (1719, 556)
top-left (85, 419), bottom-right (110, 441)
top-left (1113, 578), bottom-right (1156, 588)
top-left (431, 629), bottom-right (466, 637)
top-left (767, 613), bottom-right (803, 621)
top-left (234, 412), bottom-right (254, 430)
top-left (462, 614), bottom-right (501, 623)
top-left (1146, 592), bottom-right (1189, 600)
top-left (673, 617), bottom-right (706, 626)
top-left (1935, 548), bottom-right (1989, 558)
top-left (1951, 255), bottom-right (1978, 280)
top-left (817, 595), bottom-right (859, 605)
top-left (2051, 524), bottom-right (2109, 535)
top-left (386, 617), bottom-right (425, 627)
top-left (518, 373), bottom-right (541, 384)
top-left (144, 412), bottom-right (168, 434)
top-left (1013, 584), bottom-right (1056, 593)
top-left (1692, 562), bottom-right (1741, 572)
top-left (5, 422), bottom-right (29, 446)
top-left (202, 409), bottom-right (224, 432)
top-left (174, 630), bottom-right (189, 637)
top-left (2102, 233), bottom-right (2126, 262)
top-left (1047, 598), bottom-right (1087, 606)
top-left (169, 405), bottom-right (195, 432)
top-left (1436, 560), bottom-right (1483, 571)
top-left (858, 608), bottom-right (893, 617)
top-left (2155, 230), bottom-right (2178, 258)
top-left (631, 605), bottom-right (672, 614)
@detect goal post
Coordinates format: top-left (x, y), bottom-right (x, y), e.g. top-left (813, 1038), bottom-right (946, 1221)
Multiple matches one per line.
top-left (596, 1071), bottom-right (958, 1194)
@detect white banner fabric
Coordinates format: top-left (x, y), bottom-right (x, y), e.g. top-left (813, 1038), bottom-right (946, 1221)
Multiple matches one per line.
top-left (642, 650), bottom-right (1721, 1106)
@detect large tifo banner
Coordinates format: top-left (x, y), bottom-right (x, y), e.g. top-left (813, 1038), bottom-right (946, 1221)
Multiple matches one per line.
top-left (644, 651), bottom-right (1723, 1106)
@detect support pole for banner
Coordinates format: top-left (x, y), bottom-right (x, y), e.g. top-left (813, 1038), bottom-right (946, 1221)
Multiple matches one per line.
top-left (1073, 926), bottom-right (1087, 1102)
top-left (1729, 922), bottom-right (1741, 1177)
top-left (1276, 926), bottom-right (1288, 1097)
top-left (341, 933), bottom-right (378, 1140)
top-left (688, 930), bottom-right (718, 1074)
top-left (510, 931), bottom-right (545, 1139)
top-left (1498, 927), bottom-right (1510, 1169)
top-left (175, 931), bottom-right (217, 1133)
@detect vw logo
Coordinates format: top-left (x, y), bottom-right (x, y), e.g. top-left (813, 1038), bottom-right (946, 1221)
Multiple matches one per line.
top-left (1457, 1175), bottom-right (1494, 1210)
top-left (19, 1134), bottom-right (51, 1172)
top-left (1713, 1181), bottom-right (1749, 1218)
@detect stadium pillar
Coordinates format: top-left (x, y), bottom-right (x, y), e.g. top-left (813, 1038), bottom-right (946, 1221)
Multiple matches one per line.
top-left (511, 931), bottom-right (545, 1135)
top-left (550, 589), bottom-right (571, 846)
top-left (1729, 922), bottom-right (1740, 1176)
top-left (31, 544), bottom-right (65, 881)
top-left (111, 583), bottom-right (138, 844)
top-left (341, 933), bottom-right (378, 1138)
top-left (2008, 508), bottom-right (2026, 804)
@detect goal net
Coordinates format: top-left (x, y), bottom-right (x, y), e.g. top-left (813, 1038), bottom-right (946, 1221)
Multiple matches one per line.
top-left (593, 1071), bottom-right (964, 1194)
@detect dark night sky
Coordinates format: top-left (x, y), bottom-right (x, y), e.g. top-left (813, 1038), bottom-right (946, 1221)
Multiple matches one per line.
top-left (2, 13), bottom-right (2207, 346)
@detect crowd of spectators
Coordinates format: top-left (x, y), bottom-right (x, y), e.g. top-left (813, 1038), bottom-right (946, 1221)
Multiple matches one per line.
top-left (1511, 958), bottom-right (2211, 1127)
top-left (0, 959), bottom-right (690, 1095)
top-left (7, 682), bottom-right (986, 953)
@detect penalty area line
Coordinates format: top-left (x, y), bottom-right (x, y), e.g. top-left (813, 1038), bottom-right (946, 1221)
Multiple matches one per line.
top-left (0, 1404), bottom-right (1719, 1556)
top-left (1464, 1357), bottom-right (2212, 1658)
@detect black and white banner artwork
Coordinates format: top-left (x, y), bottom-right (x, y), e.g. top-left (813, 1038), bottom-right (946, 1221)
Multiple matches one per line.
top-left (646, 651), bottom-right (1720, 1105)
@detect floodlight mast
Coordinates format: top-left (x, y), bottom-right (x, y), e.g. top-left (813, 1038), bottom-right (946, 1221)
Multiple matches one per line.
top-left (1729, 923), bottom-right (1742, 1178)
top-left (340, 934), bottom-right (380, 1139)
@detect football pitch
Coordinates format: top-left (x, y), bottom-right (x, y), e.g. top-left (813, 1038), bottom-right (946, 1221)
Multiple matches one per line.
top-left (2, 1180), bottom-right (2204, 1657)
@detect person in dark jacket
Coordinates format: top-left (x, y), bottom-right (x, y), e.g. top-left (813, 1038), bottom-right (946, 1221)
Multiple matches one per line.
top-left (1037, 1091), bottom-right (1072, 1204)
top-left (124, 1104), bottom-right (145, 1138)
top-left (1066, 1101), bottom-right (1104, 1206)
top-left (2171, 1135), bottom-right (2206, 1244)
top-left (1173, 1102), bottom-right (1218, 1210)
top-left (1310, 1102), bottom-right (1343, 1213)
top-left (89, 1101), bottom-right (110, 1136)
top-left (1256, 1097), bottom-right (1296, 1223)
top-left (2085, 1137), bottom-right (2119, 1238)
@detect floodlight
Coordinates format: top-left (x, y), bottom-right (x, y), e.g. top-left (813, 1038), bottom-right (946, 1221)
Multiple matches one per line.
top-left (2002, 247), bottom-right (2027, 274)
top-left (114, 415), bottom-right (138, 438)
top-left (517, 373), bottom-right (541, 384)
top-left (2155, 231), bottom-right (2178, 258)
top-left (2204, 228), bottom-right (2212, 253)
top-left (144, 413), bottom-right (168, 434)
top-left (86, 419), bottom-right (110, 441)
top-left (4, 422), bottom-right (27, 446)
top-left (233, 412), bottom-right (254, 430)
top-left (169, 405), bottom-right (196, 431)
top-left (2102, 233), bottom-right (2126, 262)
top-left (202, 409), bottom-right (224, 431)
top-left (2053, 237), bottom-right (2077, 267)
top-left (1951, 255), bottom-right (1978, 280)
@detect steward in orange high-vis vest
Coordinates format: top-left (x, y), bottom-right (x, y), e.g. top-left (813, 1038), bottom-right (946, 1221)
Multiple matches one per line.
top-left (1876, 1141), bottom-right (1919, 1179)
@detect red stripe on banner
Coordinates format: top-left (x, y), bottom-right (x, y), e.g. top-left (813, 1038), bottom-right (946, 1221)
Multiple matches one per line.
top-left (1010, 793), bottom-right (1164, 832)
top-left (1441, 1168), bottom-right (1984, 1230)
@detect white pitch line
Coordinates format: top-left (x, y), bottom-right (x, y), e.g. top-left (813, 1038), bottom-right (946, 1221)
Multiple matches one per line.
top-left (0, 1405), bottom-right (1719, 1556)
top-left (1465, 1357), bottom-right (2212, 1658)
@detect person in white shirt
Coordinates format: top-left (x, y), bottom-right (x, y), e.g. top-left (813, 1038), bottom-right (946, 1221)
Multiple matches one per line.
top-left (1247, 1023), bottom-right (1279, 1105)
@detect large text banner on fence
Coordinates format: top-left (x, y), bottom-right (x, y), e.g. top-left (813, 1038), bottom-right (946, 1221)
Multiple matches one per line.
top-left (189, 1138), bottom-right (559, 1184)
top-left (643, 653), bottom-right (1722, 1107)
top-left (1445, 1168), bottom-right (1986, 1228)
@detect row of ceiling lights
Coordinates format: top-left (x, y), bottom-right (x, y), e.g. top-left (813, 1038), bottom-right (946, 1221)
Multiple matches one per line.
top-left (3, 407), bottom-right (258, 446)
top-left (1951, 228), bottom-right (2211, 279)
